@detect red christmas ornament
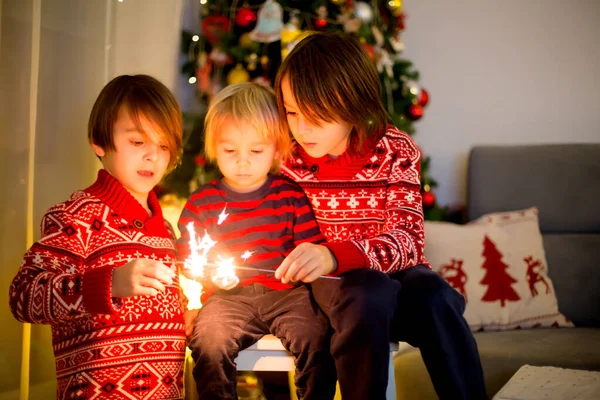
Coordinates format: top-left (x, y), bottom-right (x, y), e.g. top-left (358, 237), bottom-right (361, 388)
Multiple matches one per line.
top-left (195, 155), bottom-right (206, 166)
top-left (407, 104), bottom-right (424, 120)
top-left (396, 13), bottom-right (406, 30)
top-left (314, 18), bottom-right (328, 29)
top-left (362, 43), bottom-right (376, 60)
top-left (202, 15), bottom-right (230, 44)
top-left (418, 88), bottom-right (429, 107)
top-left (235, 8), bottom-right (257, 27)
top-left (422, 190), bottom-right (436, 208)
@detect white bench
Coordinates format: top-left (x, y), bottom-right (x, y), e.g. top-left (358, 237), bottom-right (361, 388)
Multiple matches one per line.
top-left (185, 334), bottom-right (399, 399)
top-left (238, 334), bottom-right (398, 400)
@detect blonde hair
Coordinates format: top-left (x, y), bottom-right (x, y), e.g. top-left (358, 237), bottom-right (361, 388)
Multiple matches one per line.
top-left (88, 74), bottom-right (182, 172)
top-left (204, 82), bottom-right (290, 172)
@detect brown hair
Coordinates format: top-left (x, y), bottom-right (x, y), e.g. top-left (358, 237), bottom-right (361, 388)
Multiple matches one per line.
top-left (204, 82), bottom-right (291, 173)
top-left (275, 31), bottom-right (389, 154)
top-left (88, 74), bottom-right (182, 171)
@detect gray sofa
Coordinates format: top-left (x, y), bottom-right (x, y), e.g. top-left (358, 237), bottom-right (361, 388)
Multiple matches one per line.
top-left (393, 144), bottom-right (600, 399)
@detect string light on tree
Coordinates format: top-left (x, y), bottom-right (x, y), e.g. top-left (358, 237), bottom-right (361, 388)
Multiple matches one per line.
top-left (386, 0), bottom-right (403, 12)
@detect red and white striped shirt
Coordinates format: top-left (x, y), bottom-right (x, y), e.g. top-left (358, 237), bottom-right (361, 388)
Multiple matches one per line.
top-left (177, 175), bottom-right (325, 300)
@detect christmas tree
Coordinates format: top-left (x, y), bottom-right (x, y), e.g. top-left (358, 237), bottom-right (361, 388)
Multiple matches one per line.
top-left (162, 0), bottom-right (446, 220)
top-left (479, 235), bottom-right (520, 307)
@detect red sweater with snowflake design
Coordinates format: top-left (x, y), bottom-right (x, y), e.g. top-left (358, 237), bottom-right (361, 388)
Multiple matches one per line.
top-left (281, 125), bottom-right (429, 275)
top-left (8, 170), bottom-right (186, 400)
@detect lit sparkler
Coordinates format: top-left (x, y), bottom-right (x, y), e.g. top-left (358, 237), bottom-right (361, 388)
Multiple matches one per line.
top-left (179, 207), bottom-right (339, 310)
top-left (183, 222), bottom-right (239, 289)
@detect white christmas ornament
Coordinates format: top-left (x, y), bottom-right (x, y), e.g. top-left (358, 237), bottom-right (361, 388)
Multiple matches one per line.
top-left (354, 2), bottom-right (374, 24)
top-left (390, 33), bottom-right (405, 53)
top-left (377, 49), bottom-right (394, 78)
top-left (250, 0), bottom-right (284, 43)
top-left (372, 26), bottom-right (384, 46)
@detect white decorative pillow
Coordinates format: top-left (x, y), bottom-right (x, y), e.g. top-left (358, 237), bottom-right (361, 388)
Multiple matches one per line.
top-left (424, 207), bottom-right (573, 331)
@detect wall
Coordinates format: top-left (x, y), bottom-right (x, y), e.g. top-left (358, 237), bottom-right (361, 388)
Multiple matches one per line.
top-left (402, 0), bottom-right (600, 206)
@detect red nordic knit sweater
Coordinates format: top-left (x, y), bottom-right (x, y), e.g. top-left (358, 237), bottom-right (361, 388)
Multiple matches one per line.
top-left (281, 125), bottom-right (429, 276)
top-left (9, 170), bottom-right (186, 400)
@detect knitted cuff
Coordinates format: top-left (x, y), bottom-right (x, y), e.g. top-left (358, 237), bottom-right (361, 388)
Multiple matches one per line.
top-left (322, 241), bottom-right (368, 275)
top-left (82, 265), bottom-right (118, 315)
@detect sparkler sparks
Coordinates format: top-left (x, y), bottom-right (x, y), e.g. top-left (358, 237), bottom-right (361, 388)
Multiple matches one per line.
top-left (182, 218), bottom-right (239, 302)
top-left (217, 205), bottom-right (229, 225)
top-left (241, 250), bottom-right (254, 262)
top-left (210, 256), bottom-right (240, 290)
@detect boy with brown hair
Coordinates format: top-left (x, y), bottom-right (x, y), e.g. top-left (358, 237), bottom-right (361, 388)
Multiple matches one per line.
top-left (9, 74), bottom-right (187, 400)
top-left (274, 32), bottom-right (487, 400)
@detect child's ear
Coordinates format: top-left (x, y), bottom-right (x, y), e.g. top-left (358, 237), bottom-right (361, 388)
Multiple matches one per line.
top-left (90, 142), bottom-right (106, 158)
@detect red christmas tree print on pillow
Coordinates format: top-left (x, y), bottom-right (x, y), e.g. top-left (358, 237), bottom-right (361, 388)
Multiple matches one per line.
top-left (480, 235), bottom-right (520, 307)
top-left (439, 258), bottom-right (468, 302)
top-left (524, 256), bottom-right (550, 296)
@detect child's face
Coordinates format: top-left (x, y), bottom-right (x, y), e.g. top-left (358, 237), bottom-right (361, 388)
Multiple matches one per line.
top-left (281, 76), bottom-right (352, 158)
top-left (91, 107), bottom-right (170, 205)
top-left (215, 118), bottom-right (279, 193)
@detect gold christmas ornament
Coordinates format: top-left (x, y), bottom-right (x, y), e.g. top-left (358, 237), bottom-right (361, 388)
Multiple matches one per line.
top-left (281, 11), bottom-right (305, 59)
top-left (386, 0), bottom-right (403, 12)
top-left (260, 55), bottom-right (269, 67)
top-left (226, 63), bottom-right (250, 85)
top-left (239, 32), bottom-right (255, 49)
top-left (245, 53), bottom-right (258, 71)
top-left (331, 0), bottom-right (345, 5)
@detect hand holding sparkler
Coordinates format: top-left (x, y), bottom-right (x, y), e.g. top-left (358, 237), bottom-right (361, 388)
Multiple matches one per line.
top-left (111, 259), bottom-right (176, 298)
top-left (276, 242), bottom-right (338, 284)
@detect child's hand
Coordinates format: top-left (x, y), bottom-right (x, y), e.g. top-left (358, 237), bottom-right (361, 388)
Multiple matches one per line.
top-left (184, 309), bottom-right (200, 339)
top-left (276, 243), bottom-right (337, 283)
top-left (111, 259), bottom-right (176, 298)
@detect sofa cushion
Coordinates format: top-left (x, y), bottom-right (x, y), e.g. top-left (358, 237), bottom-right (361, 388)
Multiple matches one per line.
top-left (467, 144), bottom-right (600, 233)
top-left (543, 234), bottom-right (600, 327)
top-left (393, 328), bottom-right (600, 399)
top-left (424, 208), bottom-right (572, 331)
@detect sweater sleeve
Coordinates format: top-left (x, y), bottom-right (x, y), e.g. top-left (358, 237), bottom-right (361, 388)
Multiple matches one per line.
top-left (324, 137), bottom-right (427, 275)
top-left (9, 210), bottom-right (118, 324)
top-left (292, 189), bottom-right (326, 246)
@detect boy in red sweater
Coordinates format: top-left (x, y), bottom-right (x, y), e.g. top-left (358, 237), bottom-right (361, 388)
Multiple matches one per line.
top-left (178, 82), bottom-right (336, 400)
top-left (273, 32), bottom-right (488, 399)
top-left (9, 75), bottom-right (186, 399)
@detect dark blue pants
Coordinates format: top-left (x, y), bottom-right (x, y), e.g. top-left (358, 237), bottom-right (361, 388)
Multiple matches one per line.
top-left (310, 265), bottom-right (487, 400)
top-left (188, 284), bottom-right (337, 400)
